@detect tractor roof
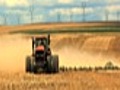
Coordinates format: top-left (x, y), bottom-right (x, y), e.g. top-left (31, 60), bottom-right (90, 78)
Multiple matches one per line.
top-left (32, 36), bottom-right (47, 39)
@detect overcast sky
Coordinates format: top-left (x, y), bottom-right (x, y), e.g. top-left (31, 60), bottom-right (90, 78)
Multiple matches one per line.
top-left (0, 0), bottom-right (120, 25)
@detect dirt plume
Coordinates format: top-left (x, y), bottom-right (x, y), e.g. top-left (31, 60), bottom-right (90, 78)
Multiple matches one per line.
top-left (0, 34), bottom-right (120, 72)
top-left (0, 34), bottom-right (32, 72)
top-left (52, 34), bottom-right (120, 67)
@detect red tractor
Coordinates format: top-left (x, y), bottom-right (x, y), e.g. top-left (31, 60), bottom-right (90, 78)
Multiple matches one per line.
top-left (25, 34), bottom-right (59, 73)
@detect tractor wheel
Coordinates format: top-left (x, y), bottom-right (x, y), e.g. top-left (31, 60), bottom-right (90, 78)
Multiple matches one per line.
top-left (26, 56), bottom-right (34, 73)
top-left (47, 55), bottom-right (59, 73)
top-left (26, 56), bottom-right (31, 72)
top-left (33, 65), bottom-right (38, 74)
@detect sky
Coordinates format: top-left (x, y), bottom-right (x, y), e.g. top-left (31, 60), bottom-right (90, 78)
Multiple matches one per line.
top-left (0, 0), bottom-right (120, 25)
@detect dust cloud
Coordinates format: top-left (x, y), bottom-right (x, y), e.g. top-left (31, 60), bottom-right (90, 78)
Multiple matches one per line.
top-left (54, 46), bottom-right (118, 68)
top-left (0, 34), bottom-right (119, 72)
top-left (0, 34), bottom-right (32, 72)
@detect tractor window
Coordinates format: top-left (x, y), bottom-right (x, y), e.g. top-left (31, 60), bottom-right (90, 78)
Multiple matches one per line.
top-left (36, 41), bottom-right (42, 46)
top-left (36, 39), bottom-right (47, 47)
top-left (43, 39), bottom-right (47, 45)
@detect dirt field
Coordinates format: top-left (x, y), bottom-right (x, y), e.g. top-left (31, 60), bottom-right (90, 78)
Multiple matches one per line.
top-left (0, 33), bottom-right (120, 89)
top-left (0, 22), bottom-right (120, 90)
top-left (0, 71), bottom-right (120, 90)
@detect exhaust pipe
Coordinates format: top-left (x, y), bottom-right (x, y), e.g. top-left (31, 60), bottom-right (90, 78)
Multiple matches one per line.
top-left (48, 34), bottom-right (50, 45)
top-left (32, 37), bottom-right (35, 55)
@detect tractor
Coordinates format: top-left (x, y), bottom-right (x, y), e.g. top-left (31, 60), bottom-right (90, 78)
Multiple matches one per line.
top-left (25, 34), bottom-right (59, 73)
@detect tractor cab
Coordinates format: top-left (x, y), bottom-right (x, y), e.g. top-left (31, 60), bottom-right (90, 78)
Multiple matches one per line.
top-left (35, 37), bottom-right (48, 47)
top-left (32, 35), bottom-right (51, 55)
top-left (32, 35), bottom-right (51, 61)
top-left (35, 37), bottom-right (48, 56)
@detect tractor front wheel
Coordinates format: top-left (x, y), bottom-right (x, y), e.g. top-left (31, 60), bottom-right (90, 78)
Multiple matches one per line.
top-left (47, 55), bottom-right (59, 73)
top-left (25, 56), bottom-right (34, 73)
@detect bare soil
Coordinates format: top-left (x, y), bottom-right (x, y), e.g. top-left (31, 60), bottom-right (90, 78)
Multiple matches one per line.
top-left (0, 71), bottom-right (120, 90)
top-left (0, 22), bottom-right (120, 90)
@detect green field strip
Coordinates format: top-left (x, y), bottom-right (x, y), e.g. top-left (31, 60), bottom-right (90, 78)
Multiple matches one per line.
top-left (10, 26), bottom-right (120, 34)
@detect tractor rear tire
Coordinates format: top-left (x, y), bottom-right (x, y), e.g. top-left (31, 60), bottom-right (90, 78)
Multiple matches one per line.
top-left (26, 56), bottom-right (31, 72)
top-left (47, 55), bottom-right (59, 73)
top-left (26, 56), bottom-right (34, 73)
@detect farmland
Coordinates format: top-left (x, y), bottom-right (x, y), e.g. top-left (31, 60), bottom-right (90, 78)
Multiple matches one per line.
top-left (0, 22), bottom-right (120, 90)
top-left (0, 22), bottom-right (120, 34)
top-left (0, 71), bottom-right (120, 90)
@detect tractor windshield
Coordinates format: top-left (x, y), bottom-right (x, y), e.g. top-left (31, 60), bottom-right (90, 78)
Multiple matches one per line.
top-left (36, 38), bottom-right (47, 47)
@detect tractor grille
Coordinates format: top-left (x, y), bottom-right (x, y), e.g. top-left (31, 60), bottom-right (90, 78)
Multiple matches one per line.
top-left (35, 51), bottom-right (45, 62)
top-left (36, 51), bottom-right (44, 57)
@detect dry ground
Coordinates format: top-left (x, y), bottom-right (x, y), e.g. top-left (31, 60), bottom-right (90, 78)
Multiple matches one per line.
top-left (0, 34), bottom-right (120, 90)
top-left (0, 71), bottom-right (120, 90)
top-left (0, 22), bottom-right (120, 90)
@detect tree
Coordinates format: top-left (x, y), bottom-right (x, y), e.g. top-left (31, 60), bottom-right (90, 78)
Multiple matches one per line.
top-left (104, 61), bottom-right (114, 70)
